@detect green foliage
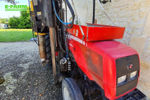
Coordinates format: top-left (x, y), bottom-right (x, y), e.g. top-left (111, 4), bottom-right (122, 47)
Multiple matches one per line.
top-left (8, 17), bottom-right (20, 28)
top-left (0, 18), bottom-right (8, 24)
top-left (8, 11), bottom-right (31, 29)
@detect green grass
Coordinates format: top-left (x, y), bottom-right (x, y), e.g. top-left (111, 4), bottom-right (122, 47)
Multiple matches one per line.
top-left (0, 29), bottom-right (33, 42)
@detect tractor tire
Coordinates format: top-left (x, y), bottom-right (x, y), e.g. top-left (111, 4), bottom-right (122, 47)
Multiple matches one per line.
top-left (44, 34), bottom-right (52, 65)
top-left (62, 78), bottom-right (84, 100)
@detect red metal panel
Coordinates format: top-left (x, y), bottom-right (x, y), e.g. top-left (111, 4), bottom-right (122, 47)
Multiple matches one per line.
top-left (67, 24), bottom-right (125, 42)
top-left (67, 34), bottom-right (139, 99)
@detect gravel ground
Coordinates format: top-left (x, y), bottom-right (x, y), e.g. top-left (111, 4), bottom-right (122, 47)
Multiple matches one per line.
top-left (0, 42), bottom-right (62, 100)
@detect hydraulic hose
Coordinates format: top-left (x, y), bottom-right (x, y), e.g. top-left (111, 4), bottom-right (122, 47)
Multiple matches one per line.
top-left (52, 0), bottom-right (75, 27)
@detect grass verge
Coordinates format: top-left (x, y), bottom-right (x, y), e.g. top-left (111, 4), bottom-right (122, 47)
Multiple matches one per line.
top-left (0, 29), bottom-right (32, 42)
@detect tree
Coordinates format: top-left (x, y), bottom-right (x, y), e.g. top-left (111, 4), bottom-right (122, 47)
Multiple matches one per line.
top-left (18, 11), bottom-right (32, 29)
top-left (8, 10), bottom-right (31, 29)
top-left (0, 18), bottom-right (8, 24)
top-left (4, 0), bottom-right (16, 4)
top-left (8, 17), bottom-right (20, 28)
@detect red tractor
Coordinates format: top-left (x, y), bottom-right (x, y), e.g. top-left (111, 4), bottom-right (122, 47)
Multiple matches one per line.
top-left (30, 0), bottom-right (146, 99)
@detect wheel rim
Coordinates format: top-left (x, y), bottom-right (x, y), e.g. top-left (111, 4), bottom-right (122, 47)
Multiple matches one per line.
top-left (63, 86), bottom-right (72, 100)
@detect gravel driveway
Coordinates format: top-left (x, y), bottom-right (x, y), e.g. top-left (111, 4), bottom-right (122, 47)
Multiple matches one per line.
top-left (0, 42), bottom-right (62, 100)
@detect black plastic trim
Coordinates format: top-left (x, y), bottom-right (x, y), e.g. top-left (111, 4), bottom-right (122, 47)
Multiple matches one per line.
top-left (117, 89), bottom-right (146, 100)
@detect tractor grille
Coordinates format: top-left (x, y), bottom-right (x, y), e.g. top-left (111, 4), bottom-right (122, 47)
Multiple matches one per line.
top-left (116, 55), bottom-right (140, 96)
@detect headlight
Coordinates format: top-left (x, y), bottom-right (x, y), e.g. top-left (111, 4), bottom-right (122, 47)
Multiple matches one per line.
top-left (130, 71), bottom-right (137, 79)
top-left (118, 75), bottom-right (127, 84)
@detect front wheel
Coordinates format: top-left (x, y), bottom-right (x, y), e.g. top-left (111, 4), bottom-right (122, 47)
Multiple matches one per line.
top-left (62, 78), bottom-right (84, 100)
